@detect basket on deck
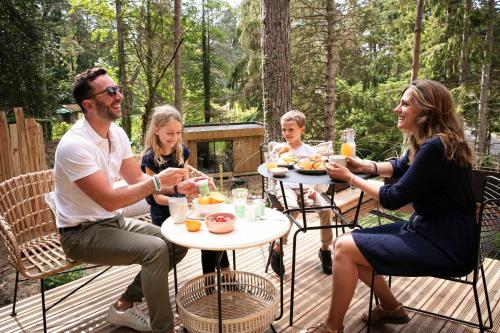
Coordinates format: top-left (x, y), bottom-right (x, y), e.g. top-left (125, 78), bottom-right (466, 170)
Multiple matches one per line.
top-left (176, 271), bottom-right (279, 333)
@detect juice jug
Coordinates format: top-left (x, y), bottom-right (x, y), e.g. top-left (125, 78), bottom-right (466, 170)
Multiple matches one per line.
top-left (340, 129), bottom-right (356, 157)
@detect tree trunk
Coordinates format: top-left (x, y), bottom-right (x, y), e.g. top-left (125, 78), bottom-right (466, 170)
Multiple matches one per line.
top-left (142, 0), bottom-right (155, 139)
top-left (202, 0), bottom-right (211, 123)
top-left (324, 0), bottom-right (337, 142)
top-left (459, 0), bottom-right (471, 85)
top-left (411, 0), bottom-right (424, 82)
top-left (477, 0), bottom-right (494, 155)
top-left (116, 0), bottom-right (131, 137)
top-left (173, 0), bottom-right (182, 113)
top-left (260, 0), bottom-right (291, 141)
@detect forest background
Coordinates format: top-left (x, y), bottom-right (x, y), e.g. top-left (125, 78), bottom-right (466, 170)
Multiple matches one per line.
top-left (0, 0), bottom-right (498, 165)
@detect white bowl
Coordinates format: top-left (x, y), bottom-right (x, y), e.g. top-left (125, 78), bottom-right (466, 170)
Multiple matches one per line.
top-left (270, 167), bottom-right (288, 177)
top-left (192, 198), bottom-right (224, 216)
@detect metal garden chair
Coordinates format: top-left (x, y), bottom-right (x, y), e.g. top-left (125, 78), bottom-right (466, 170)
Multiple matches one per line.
top-left (367, 175), bottom-right (499, 332)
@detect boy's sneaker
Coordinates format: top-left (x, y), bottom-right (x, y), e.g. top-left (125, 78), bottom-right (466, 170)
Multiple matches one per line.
top-left (107, 303), bottom-right (151, 332)
top-left (270, 248), bottom-right (285, 277)
top-left (318, 249), bottom-right (333, 275)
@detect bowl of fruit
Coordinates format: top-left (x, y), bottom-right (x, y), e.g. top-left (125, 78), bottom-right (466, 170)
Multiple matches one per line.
top-left (205, 212), bottom-right (236, 234)
top-left (193, 192), bottom-right (226, 216)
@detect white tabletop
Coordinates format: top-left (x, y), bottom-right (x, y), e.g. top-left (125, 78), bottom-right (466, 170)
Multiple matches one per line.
top-left (161, 205), bottom-right (290, 251)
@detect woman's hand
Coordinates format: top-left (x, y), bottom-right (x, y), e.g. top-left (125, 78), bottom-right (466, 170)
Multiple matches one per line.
top-left (346, 156), bottom-right (371, 174)
top-left (325, 162), bottom-right (353, 183)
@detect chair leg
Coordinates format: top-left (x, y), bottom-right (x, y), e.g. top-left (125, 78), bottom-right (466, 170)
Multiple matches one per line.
top-left (40, 278), bottom-right (47, 333)
top-left (265, 241), bottom-right (275, 273)
top-left (367, 270), bottom-right (376, 333)
top-left (472, 280), bottom-right (484, 333)
top-left (10, 270), bottom-right (19, 316)
top-left (480, 265), bottom-right (493, 330)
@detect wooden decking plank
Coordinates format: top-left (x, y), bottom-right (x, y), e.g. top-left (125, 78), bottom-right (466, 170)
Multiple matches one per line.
top-left (1, 218), bottom-right (499, 333)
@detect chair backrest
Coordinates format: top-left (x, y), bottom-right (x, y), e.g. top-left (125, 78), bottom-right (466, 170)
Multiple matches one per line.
top-left (0, 170), bottom-right (56, 246)
top-left (477, 175), bottom-right (500, 266)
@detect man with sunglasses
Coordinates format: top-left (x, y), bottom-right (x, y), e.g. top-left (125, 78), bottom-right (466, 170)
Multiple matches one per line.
top-left (54, 68), bottom-right (197, 333)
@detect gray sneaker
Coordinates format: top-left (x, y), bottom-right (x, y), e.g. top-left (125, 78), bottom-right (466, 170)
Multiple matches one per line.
top-left (107, 303), bottom-right (151, 332)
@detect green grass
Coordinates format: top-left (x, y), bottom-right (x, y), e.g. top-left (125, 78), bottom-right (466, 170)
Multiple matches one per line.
top-left (43, 266), bottom-right (87, 291)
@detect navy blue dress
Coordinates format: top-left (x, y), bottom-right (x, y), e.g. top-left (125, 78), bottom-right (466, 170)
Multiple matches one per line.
top-left (352, 137), bottom-right (477, 278)
top-left (141, 145), bottom-right (190, 226)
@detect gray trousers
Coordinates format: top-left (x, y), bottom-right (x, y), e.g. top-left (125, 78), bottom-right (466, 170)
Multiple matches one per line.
top-left (60, 215), bottom-right (188, 333)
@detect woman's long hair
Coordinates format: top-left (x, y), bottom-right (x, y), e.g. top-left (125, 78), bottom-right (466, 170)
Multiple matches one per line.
top-left (404, 80), bottom-right (473, 167)
top-left (142, 105), bottom-right (184, 167)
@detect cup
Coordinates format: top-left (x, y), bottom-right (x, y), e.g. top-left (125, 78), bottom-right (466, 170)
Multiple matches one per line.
top-left (233, 199), bottom-right (246, 218)
top-left (328, 155), bottom-right (347, 167)
top-left (196, 179), bottom-right (210, 196)
top-left (265, 156), bottom-right (278, 170)
top-left (169, 197), bottom-right (189, 224)
top-left (253, 198), bottom-right (266, 218)
top-left (245, 201), bottom-right (257, 222)
top-left (231, 188), bottom-right (248, 200)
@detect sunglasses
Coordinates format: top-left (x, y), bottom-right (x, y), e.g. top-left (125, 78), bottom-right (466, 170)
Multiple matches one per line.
top-left (89, 85), bottom-right (121, 98)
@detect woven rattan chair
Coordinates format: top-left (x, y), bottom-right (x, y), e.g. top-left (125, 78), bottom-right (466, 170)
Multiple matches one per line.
top-left (0, 170), bottom-right (109, 333)
top-left (367, 175), bottom-right (499, 333)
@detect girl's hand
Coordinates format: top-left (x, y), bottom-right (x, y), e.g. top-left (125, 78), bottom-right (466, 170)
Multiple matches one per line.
top-left (325, 162), bottom-right (353, 183)
top-left (177, 179), bottom-right (199, 196)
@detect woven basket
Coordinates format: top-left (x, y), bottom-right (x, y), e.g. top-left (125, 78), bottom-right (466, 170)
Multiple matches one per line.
top-left (176, 271), bottom-right (279, 333)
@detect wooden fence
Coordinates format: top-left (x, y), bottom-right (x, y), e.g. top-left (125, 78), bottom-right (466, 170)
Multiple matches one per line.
top-left (0, 108), bottom-right (47, 182)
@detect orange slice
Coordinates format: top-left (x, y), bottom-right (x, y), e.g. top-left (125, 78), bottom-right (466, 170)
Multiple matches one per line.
top-left (185, 219), bottom-right (201, 232)
top-left (197, 196), bottom-right (212, 205)
top-left (209, 192), bottom-right (226, 204)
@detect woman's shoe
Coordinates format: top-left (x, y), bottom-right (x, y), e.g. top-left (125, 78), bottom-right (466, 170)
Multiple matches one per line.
top-left (362, 303), bottom-right (410, 325)
top-left (299, 323), bottom-right (343, 333)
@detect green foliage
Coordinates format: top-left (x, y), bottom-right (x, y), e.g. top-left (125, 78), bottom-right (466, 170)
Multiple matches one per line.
top-left (0, 0), bottom-right (497, 165)
top-left (51, 120), bottom-right (73, 140)
top-left (43, 266), bottom-right (87, 291)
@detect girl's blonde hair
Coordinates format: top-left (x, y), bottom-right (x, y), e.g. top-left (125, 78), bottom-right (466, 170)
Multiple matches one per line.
top-left (404, 80), bottom-right (473, 167)
top-left (142, 105), bottom-right (184, 167)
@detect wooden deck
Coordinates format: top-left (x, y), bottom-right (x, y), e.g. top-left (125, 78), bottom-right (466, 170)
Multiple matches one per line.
top-left (0, 194), bottom-right (498, 332)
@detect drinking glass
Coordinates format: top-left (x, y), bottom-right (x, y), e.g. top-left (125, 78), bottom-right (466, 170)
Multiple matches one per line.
top-left (169, 197), bottom-right (189, 224)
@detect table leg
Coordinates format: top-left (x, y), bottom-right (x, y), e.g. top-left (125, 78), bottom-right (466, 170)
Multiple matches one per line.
top-left (173, 243), bottom-right (178, 295)
top-left (274, 236), bottom-right (285, 321)
top-left (215, 251), bottom-right (223, 333)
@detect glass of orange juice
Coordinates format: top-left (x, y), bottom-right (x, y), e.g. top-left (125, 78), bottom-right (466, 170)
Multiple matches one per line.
top-left (265, 153), bottom-right (278, 170)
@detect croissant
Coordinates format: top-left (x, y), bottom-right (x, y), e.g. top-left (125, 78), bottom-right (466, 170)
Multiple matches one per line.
top-left (278, 145), bottom-right (291, 156)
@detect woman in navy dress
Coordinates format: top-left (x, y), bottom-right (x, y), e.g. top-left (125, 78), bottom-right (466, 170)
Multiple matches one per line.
top-left (303, 80), bottom-right (476, 333)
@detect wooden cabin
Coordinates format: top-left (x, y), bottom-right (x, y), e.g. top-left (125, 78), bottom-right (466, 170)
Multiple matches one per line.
top-left (55, 104), bottom-right (81, 123)
top-left (183, 122), bottom-right (265, 177)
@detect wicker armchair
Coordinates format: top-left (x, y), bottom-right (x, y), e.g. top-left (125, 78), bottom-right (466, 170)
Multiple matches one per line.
top-left (0, 170), bottom-right (109, 333)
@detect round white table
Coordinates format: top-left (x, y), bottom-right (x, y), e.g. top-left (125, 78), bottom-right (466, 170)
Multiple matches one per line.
top-left (161, 206), bottom-right (289, 250)
top-left (161, 205), bottom-right (290, 333)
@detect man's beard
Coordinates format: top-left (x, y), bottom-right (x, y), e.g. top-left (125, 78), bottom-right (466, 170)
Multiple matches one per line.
top-left (95, 99), bottom-right (121, 121)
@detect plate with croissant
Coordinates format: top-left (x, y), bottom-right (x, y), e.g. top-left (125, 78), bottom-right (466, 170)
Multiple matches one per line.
top-left (294, 155), bottom-right (327, 174)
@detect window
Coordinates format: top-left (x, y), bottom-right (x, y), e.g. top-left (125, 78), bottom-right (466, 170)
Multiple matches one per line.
top-left (197, 140), bottom-right (233, 174)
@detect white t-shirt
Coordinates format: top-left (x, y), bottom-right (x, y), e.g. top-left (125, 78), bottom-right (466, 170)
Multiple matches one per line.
top-left (54, 118), bottom-right (134, 227)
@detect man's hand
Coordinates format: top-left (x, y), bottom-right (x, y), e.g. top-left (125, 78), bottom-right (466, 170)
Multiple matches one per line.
top-left (157, 168), bottom-right (188, 189)
top-left (177, 179), bottom-right (199, 196)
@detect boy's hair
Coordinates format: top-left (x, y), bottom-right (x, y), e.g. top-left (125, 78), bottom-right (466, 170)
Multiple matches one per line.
top-left (72, 67), bottom-right (107, 113)
top-left (281, 110), bottom-right (306, 128)
top-left (142, 105), bottom-right (184, 167)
